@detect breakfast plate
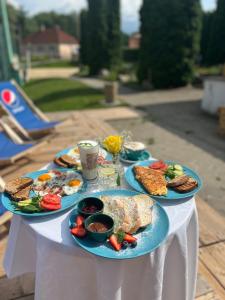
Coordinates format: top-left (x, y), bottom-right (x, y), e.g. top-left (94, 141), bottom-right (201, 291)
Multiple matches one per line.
top-left (55, 146), bottom-right (112, 164)
top-left (125, 160), bottom-right (202, 200)
top-left (119, 150), bottom-right (151, 164)
top-left (69, 189), bottom-right (169, 260)
top-left (1, 168), bottom-right (87, 217)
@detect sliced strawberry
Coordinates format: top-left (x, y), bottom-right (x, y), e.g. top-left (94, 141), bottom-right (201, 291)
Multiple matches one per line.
top-left (123, 234), bottom-right (137, 243)
top-left (109, 234), bottom-right (121, 251)
top-left (76, 215), bottom-right (85, 227)
top-left (70, 226), bottom-right (86, 237)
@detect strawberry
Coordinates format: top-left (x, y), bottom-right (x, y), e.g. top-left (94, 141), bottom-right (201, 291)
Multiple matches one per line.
top-left (71, 226), bottom-right (86, 238)
top-left (123, 234), bottom-right (137, 243)
top-left (76, 215), bottom-right (85, 227)
top-left (109, 234), bottom-right (121, 251)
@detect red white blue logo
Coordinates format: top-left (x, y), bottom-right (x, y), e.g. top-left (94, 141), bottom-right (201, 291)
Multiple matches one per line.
top-left (1, 89), bottom-right (19, 107)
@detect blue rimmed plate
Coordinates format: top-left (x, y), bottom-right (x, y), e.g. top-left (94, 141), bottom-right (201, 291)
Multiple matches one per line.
top-left (120, 150), bottom-right (151, 164)
top-left (125, 160), bottom-right (202, 200)
top-left (1, 168), bottom-right (87, 217)
top-left (69, 189), bottom-right (169, 260)
top-left (55, 146), bottom-right (112, 162)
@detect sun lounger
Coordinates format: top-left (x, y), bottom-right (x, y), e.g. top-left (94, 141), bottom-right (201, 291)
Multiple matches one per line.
top-left (0, 121), bottom-right (45, 166)
top-left (0, 80), bottom-right (60, 138)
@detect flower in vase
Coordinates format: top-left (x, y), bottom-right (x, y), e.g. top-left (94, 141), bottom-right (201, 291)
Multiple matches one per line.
top-left (103, 135), bottom-right (123, 156)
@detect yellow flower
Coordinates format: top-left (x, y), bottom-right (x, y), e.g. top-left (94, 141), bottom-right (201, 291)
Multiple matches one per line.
top-left (103, 135), bottom-right (123, 155)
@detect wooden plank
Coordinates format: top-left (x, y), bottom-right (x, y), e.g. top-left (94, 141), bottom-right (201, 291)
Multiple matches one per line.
top-left (196, 260), bottom-right (225, 300)
top-left (196, 196), bottom-right (225, 246)
top-left (199, 242), bottom-right (225, 290)
top-left (196, 291), bottom-right (220, 300)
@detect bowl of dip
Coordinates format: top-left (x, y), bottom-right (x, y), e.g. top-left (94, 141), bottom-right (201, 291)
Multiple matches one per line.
top-left (77, 197), bottom-right (104, 218)
top-left (123, 141), bottom-right (146, 160)
top-left (84, 214), bottom-right (114, 242)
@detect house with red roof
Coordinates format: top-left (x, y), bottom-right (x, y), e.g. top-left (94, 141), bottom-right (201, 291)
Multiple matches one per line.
top-left (23, 27), bottom-right (79, 60)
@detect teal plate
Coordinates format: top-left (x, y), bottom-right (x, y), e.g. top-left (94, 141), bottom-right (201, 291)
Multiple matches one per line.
top-left (120, 150), bottom-right (151, 164)
top-left (1, 168), bottom-right (87, 217)
top-left (69, 189), bottom-right (169, 260)
top-left (125, 160), bottom-right (202, 200)
top-left (55, 147), bottom-right (112, 165)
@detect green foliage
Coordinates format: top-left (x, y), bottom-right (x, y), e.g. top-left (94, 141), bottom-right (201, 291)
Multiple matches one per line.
top-left (106, 0), bottom-right (121, 69)
top-left (123, 49), bottom-right (139, 62)
top-left (138, 0), bottom-right (202, 88)
top-left (121, 32), bottom-right (129, 47)
top-left (200, 12), bottom-right (214, 65)
top-left (80, 10), bottom-right (89, 65)
top-left (207, 0), bottom-right (225, 65)
top-left (87, 0), bottom-right (108, 75)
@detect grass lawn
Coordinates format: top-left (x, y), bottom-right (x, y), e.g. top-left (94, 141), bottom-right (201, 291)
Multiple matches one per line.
top-left (33, 60), bottom-right (78, 68)
top-left (197, 65), bottom-right (223, 76)
top-left (23, 78), bottom-right (105, 112)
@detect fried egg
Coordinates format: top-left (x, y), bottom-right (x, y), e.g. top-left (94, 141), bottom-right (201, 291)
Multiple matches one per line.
top-left (34, 171), bottom-right (57, 186)
top-left (63, 178), bottom-right (83, 195)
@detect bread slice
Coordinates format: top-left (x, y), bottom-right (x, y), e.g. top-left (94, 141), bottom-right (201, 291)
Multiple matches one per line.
top-left (133, 194), bottom-right (153, 228)
top-left (54, 157), bottom-right (68, 168)
top-left (167, 175), bottom-right (189, 187)
top-left (60, 155), bottom-right (78, 167)
top-left (5, 177), bottom-right (33, 195)
top-left (174, 177), bottom-right (198, 193)
top-left (11, 185), bottom-right (31, 202)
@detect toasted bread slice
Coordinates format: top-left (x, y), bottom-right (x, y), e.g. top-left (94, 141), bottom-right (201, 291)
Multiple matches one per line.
top-left (5, 177), bottom-right (33, 195)
top-left (167, 175), bottom-right (189, 188)
top-left (133, 194), bottom-right (153, 228)
top-left (54, 157), bottom-right (68, 168)
top-left (60, 155), bottom-right (78, 167)
top-left (11, 185), bottom-right (31, 202)
top-left (174, 177), bottom-right (198, 193)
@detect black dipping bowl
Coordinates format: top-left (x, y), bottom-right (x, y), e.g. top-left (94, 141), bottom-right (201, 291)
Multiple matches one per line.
top-left (77, 197), bottom-right (104, 218)
top-left (84, 213), bottom-right (114, 242)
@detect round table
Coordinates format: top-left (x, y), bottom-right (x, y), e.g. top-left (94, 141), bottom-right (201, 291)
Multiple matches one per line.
top-left (4, 164), bottom-right (199, 300)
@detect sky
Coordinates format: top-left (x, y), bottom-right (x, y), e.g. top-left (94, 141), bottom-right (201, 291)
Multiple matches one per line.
top-left (8, 0), bottom-right (217, 34)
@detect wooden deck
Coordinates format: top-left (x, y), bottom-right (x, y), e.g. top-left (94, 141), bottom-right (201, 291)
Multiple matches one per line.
top-left (0, 109), bottom-right (225, 300)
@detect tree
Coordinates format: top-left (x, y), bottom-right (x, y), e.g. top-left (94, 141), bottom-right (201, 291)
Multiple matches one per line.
top-left (106, 0), bottom-right (121, 69)
top-left (138, 0), bottom-right (202, 88)
top-left (200, 12), bottom-right (214, 65)
top-left (80, 10), bottom-right (89, 65)
top-left (87, 0), bottom-right (108, 75)
top-left (207, 0), bottom-right (225, 65)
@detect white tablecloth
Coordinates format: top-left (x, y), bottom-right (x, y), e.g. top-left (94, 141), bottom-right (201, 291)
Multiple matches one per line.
top-left (4, 164), bottom-right (199, 300)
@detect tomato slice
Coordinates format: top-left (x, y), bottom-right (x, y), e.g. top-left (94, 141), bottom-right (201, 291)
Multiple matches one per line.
top-left (40, 200), bottom-right (61, 211)
top-left (150, 160), bottom-right (167, 170)
top-left (42, 194), bottom-right (61, 205)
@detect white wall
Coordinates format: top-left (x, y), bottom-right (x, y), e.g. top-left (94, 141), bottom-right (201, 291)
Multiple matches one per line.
top-left (202, 77), bottom-right (225, 115)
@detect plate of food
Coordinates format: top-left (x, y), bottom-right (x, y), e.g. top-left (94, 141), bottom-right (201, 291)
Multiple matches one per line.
top-left (124, 160), bottom-right (202, 200)
top-left (1, 168), bottom-right (86, 216)
top-left (54, 145), bottom-right (112, 169)
top-left (69, 189), bottom-right (169, 260)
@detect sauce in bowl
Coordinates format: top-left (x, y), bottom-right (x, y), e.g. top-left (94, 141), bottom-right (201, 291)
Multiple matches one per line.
top-left (87, 222), bottom-right (109, 233)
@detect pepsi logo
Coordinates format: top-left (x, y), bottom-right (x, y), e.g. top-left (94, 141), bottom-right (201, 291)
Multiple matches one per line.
top-left (1, 89), bottom-right (19, 107)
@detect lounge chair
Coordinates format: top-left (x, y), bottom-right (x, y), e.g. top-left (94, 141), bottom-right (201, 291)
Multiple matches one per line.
top-left (0, 80), bottom-right (60, 139)
top-left (0, 120), bottom-right (44, 166)
top-left (0, 177), bottom-right (12, 227)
